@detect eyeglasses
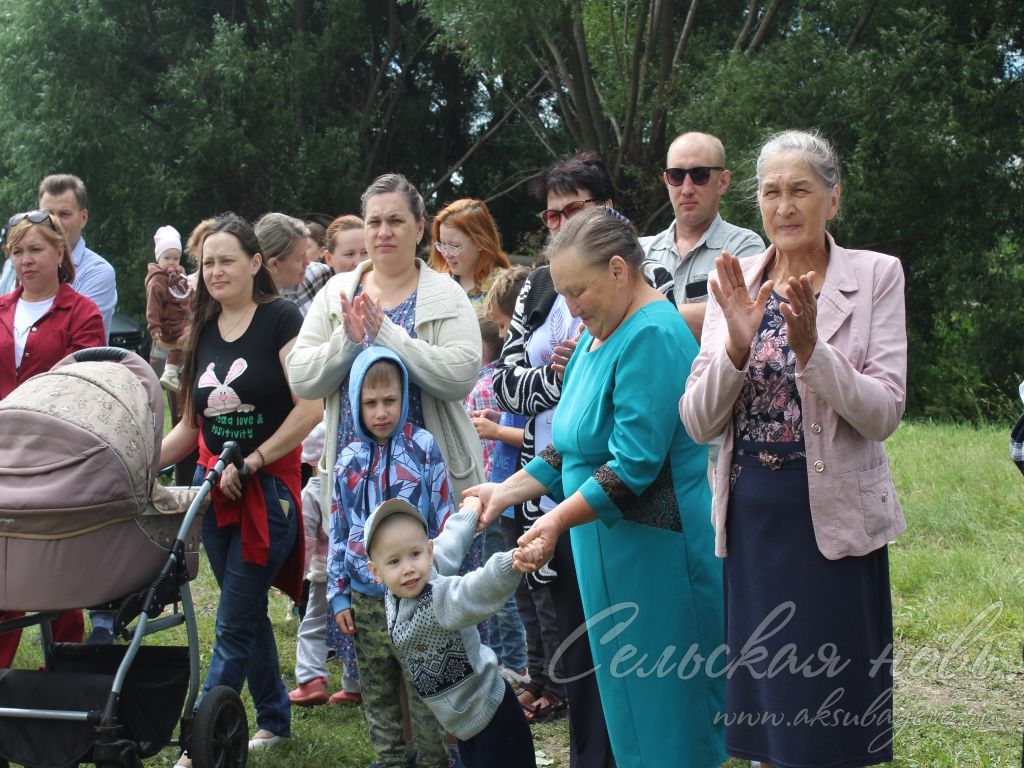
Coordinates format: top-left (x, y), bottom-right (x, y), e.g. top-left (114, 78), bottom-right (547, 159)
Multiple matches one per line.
top-left (434, 240), bottom-right (464, 257)
top-left (1, 210), bottom-right (58, 248)
top-left (538, 199), bottom-right (602, 230)
top-left (662, 167), bottom-right (725, 187)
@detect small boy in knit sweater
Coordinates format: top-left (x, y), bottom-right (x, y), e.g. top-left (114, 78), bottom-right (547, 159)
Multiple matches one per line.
top-left (364, 496), bottom-right (536, 768)
top-left (145, 225), bottom-right (192, 392)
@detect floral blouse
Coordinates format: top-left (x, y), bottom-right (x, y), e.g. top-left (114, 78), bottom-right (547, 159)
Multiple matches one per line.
top-left (733, 289), bottom-right (805, 443)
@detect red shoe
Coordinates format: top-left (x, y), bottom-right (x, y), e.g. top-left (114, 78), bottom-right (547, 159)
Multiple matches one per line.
top-left (328, 689), bottom-right (363, 705)
top-left (289, 677), bottom-right (328, 706)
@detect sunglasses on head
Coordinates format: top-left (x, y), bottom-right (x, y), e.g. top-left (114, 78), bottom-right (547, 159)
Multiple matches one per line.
top-left (1, 210), bottom-right (58, 249)
top-left (538, 198), bottom-right (602, 230)
top-left (8, 210), bottom-right (58, 229)
top-left (662, 166), bottom-right (725, 187)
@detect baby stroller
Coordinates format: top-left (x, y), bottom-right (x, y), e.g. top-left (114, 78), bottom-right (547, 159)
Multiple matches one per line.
top-left (0, 348), bottom-right (248, 768)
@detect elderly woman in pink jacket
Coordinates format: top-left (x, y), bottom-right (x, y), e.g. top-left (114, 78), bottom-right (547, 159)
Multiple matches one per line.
top-left (681, 129), bottom-right (906, 768)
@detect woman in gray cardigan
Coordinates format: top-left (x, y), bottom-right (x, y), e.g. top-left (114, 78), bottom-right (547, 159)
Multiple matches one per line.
top-left (287, 173), bottom-right (484, 512)
top-left (286, 173), bottom-right (484, 767)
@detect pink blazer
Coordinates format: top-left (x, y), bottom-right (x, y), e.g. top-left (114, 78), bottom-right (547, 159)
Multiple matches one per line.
top-left (680, 234), bottom-right (907, 559)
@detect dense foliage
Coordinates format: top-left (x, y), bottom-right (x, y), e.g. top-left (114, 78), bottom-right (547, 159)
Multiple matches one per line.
top-left (0, 0), bottom-right (1020, 420)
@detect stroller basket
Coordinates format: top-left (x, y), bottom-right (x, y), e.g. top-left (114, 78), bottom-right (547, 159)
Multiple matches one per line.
top-left (0, 645), bottom-right (189, 767)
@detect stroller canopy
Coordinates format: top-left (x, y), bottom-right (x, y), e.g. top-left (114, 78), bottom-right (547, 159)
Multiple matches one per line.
top-left (0, 349), bottom-right (163, 539)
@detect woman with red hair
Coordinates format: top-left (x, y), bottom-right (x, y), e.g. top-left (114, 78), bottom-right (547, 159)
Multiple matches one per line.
top-left (429, 198), bottom-right (511, 303)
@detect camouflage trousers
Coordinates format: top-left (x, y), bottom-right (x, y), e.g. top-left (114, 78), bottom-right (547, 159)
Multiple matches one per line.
top-left (351, 590), bottom-right (448, 768)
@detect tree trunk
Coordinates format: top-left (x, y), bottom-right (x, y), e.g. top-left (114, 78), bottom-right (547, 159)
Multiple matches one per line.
top-left (745, 0), bottom-right (784, 56)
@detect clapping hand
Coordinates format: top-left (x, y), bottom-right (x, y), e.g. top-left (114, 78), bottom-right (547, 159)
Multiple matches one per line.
top-left (358, 294), bottom-right (385, 341)
top-left (340, 293), bottom-right (365, 344)
top-left (778, 272), bottom-right (818, 366)
top-left (340, 293), bottom-right (386, 344)
top-left (551, 323), bottom-right (584, 379)
top-left (709, 251), bottom-right (774, 368)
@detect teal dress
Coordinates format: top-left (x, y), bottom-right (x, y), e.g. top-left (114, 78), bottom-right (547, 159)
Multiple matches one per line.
top-left (525, 301), bottom-right (726, 768)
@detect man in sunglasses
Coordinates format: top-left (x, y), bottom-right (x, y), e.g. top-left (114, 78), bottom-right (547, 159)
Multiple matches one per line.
top-left (37, 174), bottom-right (118, 337)
top-left (640, 132), bottom-right (764, 344)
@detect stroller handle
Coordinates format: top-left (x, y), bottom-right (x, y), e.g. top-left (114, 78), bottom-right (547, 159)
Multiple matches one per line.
top-left (221, 441), bottom-right (244, 471)
top-left (72, 346), bottom-right (131, 363)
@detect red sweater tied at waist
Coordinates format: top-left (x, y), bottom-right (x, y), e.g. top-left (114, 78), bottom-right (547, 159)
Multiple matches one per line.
top-left (197, 435), bottom-right (305, 602)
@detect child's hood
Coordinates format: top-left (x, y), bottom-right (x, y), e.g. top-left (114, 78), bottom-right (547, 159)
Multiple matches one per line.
top-left (348, 345), bottom-right (410, 444)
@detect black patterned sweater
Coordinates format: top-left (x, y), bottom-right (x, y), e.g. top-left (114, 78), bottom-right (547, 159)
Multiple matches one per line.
top-left (384, 507), bottom-right (523, 739)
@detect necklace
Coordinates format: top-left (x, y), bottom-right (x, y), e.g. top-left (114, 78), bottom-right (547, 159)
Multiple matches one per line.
top-left (218, 302), bottom-right (256, 340)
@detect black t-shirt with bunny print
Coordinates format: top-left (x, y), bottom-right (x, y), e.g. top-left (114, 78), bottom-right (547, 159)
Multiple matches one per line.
top-left (192, 298), bottom-right (303, 456)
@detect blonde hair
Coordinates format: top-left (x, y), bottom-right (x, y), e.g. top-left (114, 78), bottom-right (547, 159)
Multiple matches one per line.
top-left (186, 218), bottom-right (216, 267)
top-left (484, 265), bottom-right (529, 319)
top-left (6, 214), bottom-right (76, 284)
top-left (363, 358), bottom-right (402, 393)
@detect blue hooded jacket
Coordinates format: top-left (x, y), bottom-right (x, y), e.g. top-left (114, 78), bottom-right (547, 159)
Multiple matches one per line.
top-left (328, 346), bottom-right (453, 615)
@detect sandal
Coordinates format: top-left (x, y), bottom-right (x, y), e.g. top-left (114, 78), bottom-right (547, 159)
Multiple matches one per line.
top-left (516, 680), bottom-right (544, 716)
top-left (522, 688), bottom-right (568, 723)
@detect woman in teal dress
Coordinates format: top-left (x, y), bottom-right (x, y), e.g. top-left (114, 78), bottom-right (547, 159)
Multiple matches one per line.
top-left (469, 207), bottom-right (725, 768)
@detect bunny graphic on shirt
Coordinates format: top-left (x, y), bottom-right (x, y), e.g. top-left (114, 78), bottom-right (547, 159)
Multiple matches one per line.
top-left (198, 358), bottom-right (256, 417)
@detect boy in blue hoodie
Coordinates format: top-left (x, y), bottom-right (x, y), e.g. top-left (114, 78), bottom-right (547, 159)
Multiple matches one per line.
top-left (329, 345), bottom-right (453, 768)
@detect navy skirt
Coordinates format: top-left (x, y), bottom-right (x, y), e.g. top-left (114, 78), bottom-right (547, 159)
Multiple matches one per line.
top-left (724, 440), bottom-right (894, 767)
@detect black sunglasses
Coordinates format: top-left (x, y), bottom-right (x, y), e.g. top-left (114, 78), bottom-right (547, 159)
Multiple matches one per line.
top-left (1, 210), bottom-right (58, 248)
top-left (662, 166), bottom-right (725, 187)
top-left (538, 198), bottom-right (603, 230)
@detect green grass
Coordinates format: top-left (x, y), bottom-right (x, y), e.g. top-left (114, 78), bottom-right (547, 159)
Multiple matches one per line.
top-left (9, 420), bottom-right (1024, 766)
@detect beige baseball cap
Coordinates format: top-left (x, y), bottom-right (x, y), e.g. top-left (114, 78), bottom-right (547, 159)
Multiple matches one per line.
top-left (364, 498), bottom-right (428, 558)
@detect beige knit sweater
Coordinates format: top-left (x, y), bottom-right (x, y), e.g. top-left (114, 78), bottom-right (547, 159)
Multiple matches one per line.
top-left (286, 259), bottom-right (484, 529)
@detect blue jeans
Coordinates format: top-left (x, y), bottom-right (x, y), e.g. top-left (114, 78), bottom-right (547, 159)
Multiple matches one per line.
top-left (483, 517), bottom-right (527, 672)
top-left (200, 473), bottom-right (297, 736)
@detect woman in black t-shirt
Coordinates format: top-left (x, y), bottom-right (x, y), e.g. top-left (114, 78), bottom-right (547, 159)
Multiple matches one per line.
top-left (161, 214), bottom-right (322, 763)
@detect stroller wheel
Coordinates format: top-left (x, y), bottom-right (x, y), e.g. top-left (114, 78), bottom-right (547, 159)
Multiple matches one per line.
top-left (191, 686), bottom-right (248, 768)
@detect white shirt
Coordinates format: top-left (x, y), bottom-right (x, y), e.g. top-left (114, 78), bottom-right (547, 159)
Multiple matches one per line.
top-left (13, 296), bottom-right (55, 368)
top-left (525, 294), bottom-right (578, 513)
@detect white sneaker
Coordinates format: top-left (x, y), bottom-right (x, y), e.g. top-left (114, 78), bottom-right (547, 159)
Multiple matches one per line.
top-left (499, 666), bottom-right (530, 687)
top-left (160, 365), bottom-right (181, 392)
top-left (248, 730), bottom-right (283, 751)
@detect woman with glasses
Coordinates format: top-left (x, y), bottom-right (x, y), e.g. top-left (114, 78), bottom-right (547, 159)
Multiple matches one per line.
top-left (0, 210), bottom-right (105, 667)
top-left (428, 198), bottom-right (511, 304)
top-left (287, 173), bottom-right (482, 768)
top-left (682, 130), bottom-right (905, 767)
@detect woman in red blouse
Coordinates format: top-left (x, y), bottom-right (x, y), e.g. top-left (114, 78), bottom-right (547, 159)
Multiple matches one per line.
top-left (0, 209), bottom-right (106, 666)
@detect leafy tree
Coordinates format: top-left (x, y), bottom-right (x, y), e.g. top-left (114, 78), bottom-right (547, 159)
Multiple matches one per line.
top-left (0, 0), bottom-right (1020, 418)
top-left (0, 0), bottom-right (550, 311)
top-left (419, 0), bottom-right (1024, 419)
